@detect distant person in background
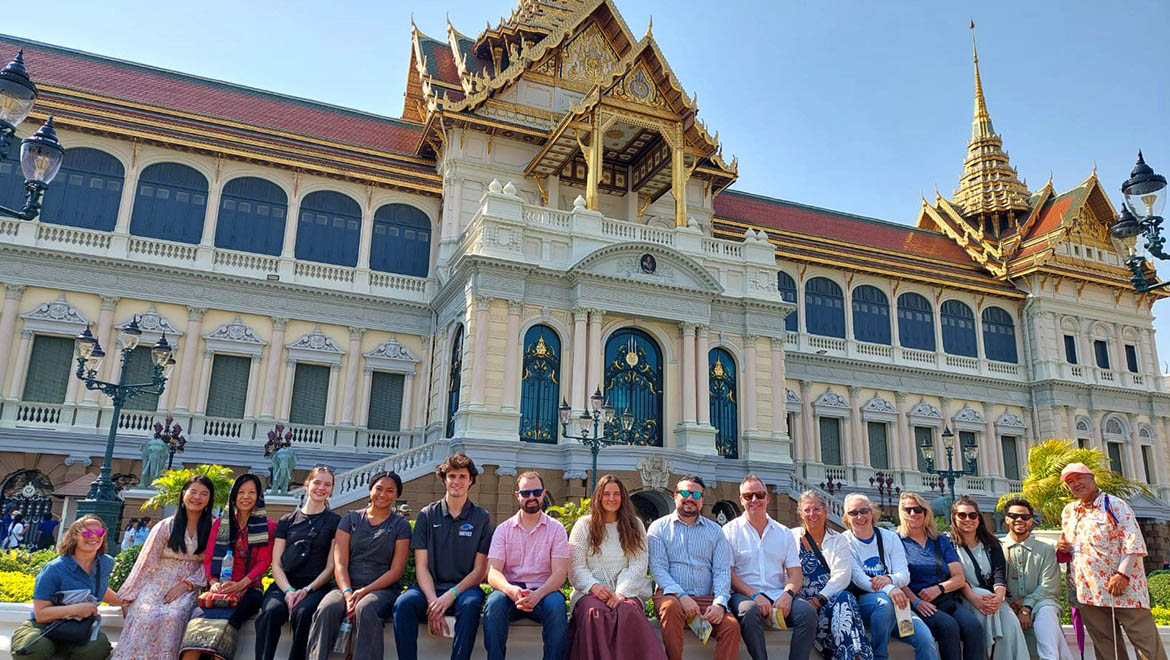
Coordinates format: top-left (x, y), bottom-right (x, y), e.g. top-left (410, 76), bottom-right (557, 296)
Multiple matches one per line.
top-left (5, 511), bottom-right (26, 549)
top-left (1, 505), bottom-right (13, 544)
top-left (122, 519), bottom-right (140, 552)
top-left (35, 512), bottom-right (59, 550)
top-left (135, 517), bottom-right (151, 546)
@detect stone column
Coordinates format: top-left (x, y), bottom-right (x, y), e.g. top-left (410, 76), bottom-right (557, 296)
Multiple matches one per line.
top-left (340, 327), bottom-right (364, 425)
top-left (199, 182), bottom-right (222, 247)
top-left (401, 372), bottom-right (414, 430)
top-left (896, 392), bottom-right (912, 474)
top-left (1022, 407), bottom-right (1036, 452)
top-left (800, 380), bottom-right (816, 462)
top-left (587, 309), bottom-right (604, 397)
top-left (1065, 405), bottom-right (1078, 443)
top-left (847, 386), bottom-right (862, 467)
top-left (1091, 413), bottom-right (1105, 453)
top-left (844, 289), bottom-right (855, 342)
top-left (1114, 323), bottom-right (1127, 372)
top-left (243, 355), bottom-right (262, 418)
top-left (281, 197), bottom-right (302, 258)
top-left (680, 323), bottom-right (697, 424)
top-left (260, 318), bottom-right (287, 420)
top-left (796, 277), bottom-right (808, 335)
top-left (468, 297), bottom-right (492, 407)
top-left (744, 335), bottom-right (759, 432)
top-left (696, 326), bottom-right (711, 426)
top-left (358, 367), bottom-right (374, 428)
top-left (173, 306), bottom-right (206, 413)
top-left (279, 358), bottom-right (296, 421)
top-left (112, 160), bottom-right (140, 235)
top-left (413, 337), bottom-right (431, 430)
top-left (0, 285), bottom-right (25, 394)
top-left (502, 301), bottom-right (523, 410)
top-left (82, 295), bottom-right (119, 405)
top-left (6, 329), bottom-right (33, 400)
top-left (194, 349), bottom-right (214, 415)
top-left (357, 205), bottom-right (374, 270)
top-left (982, 402), bottom-right (1000, 477)
top-left (324, 364), bottom-right (341, 424)
top-left (571, 308), bottom-right (588, 412)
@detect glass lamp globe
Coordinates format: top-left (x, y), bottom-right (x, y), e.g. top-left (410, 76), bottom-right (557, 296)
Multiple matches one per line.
top-left (1122, 152), bottom-right (1167, 221)
top-left (0, 50), bottom-right (36, 131)
top-left (19, 117), bottom-right (63, 185)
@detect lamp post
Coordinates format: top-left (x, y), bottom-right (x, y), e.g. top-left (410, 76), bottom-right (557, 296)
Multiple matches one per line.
top-left (870, 471), bottom-right (901, 523)
top-left (0, 50), bottom-right (65, 220)
top-left (918, 426), bottom-right (977, 506)
top-left (819, 474), bottom-right (844, 497)
top-left (1109, 152), bottom-right (1169, 291)
top-left (73, 317), bottom-right (174, 533)
top-left (559, 386), bottom-right (633, 492)
top-left (154, 416), bottom-right (187, 470)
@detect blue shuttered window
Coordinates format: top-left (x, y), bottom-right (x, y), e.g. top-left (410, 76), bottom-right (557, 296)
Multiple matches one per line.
top-left (0, 141), bottom-right (23, 212)
top-left (709, 348), bottom-right (738, 459)
top-left (289, 363), bottom-right (329, 426)
top-left (777, 272), bottom-right (797, 332)
top-left (1125, 345), bottom-right (1139, 373)
top-left (897, 293), bottom-right (936, 351)
top-left (371, 204), bottom-right (431, 278)
top-left (446, 327), bottom-right (464, 438)
top-left (940, 300), bottom-right (977, 357)
top-left (604, 328), bottom-right (663, 447)
top-left (129, 163), bottom-right (208, 244)
top-left (852, 285), bottom-right (890, 344)
top-left (21, 336), bottom-right (74, 403)
top-left (205, 355), bottom-right (251, 419)
top-left (295, 191), bottom-right (361, 267)
top-left (39, 148), bottom-right (124, 231)
top-left (519, 325), bottom-right (560, 443)
top-left (981, 307), bottom-right (1018, 363)
top-left (961, 431), bottom-right (979, 475)
top-left (215, 177), bottom-right (287, 256)
top-left (367, 372), bottom-right (404, 431)
top-left (805, 277), bottom-right (845, 338)
top-left (819, 417), bottom-right (842, 466)
top-left (1064, 335), bottom-right (1079, 364)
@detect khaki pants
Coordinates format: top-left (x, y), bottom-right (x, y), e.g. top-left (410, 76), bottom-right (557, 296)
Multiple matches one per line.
top-left (10, 619), bottom-right (112, 660)
top-left (652, 593), bottom-right (741, 660)
top-left (1077, 603), bottom-right (1168, 660)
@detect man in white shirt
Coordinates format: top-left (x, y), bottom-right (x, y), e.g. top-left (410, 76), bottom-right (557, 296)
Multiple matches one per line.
top-left (723, 474), bottom-right (816, 660)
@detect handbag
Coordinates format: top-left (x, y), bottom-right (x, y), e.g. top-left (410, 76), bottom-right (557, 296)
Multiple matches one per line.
top-left (198, 591), bottom-right (242, 608)
top-left (37, 568), bottom-right (100, 647)
top-left (280, 512), bottom-right (327, 576)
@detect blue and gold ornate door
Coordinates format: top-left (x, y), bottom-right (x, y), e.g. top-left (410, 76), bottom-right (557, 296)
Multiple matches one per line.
top-left (709, 348), bottom-right (739, 458)
top-left (603, 328), bottom-right (663, 446)
top-left (520, 325), bottom-right (560, 443)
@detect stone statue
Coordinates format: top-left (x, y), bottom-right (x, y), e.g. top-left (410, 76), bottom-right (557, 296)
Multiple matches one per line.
top-left (265, 425), bottom-right (297, 496)
top-left (138, 436), bottom-right (170, 487)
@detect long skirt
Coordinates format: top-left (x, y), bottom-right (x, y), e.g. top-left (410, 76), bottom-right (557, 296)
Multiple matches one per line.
top-left (815, 591), bottom-right (875, 660)
top-left (565, 595), bottom-right (667, 660)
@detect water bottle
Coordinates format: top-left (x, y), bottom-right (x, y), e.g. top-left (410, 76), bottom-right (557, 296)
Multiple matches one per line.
top-left (332, 616), bottom-right (352, 653)
top-left (219, 550), bottom-right (234, 582)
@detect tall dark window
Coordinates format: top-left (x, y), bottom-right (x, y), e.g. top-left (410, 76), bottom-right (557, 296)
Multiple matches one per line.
top-left (867, 421), bottom-right (889, 470)
top-left (295, 191), bottom-right (361, 266)
top-left (709, 348), bottom-right (738, 459)
top-left (204, 355), bottom-right (251, 419)
top-left (1142, 445), bottom-right (1154, 483)
top-left (289, 363), bottom-right (329, 426)
top-left (0, 141), bottom-right (25, 212)
top-left (914, 426), bottom-right (933, 472)
top-left (21, 336), bottom-right (74, 403)
top-left (1064, 335), bottom-right (1079, 364)
top-left (805, 277), bottom-right (845, 338)
top-left (519, 325), bottom-right (560, 444)
top-left (777, 272), bottom-right (797, 332)
top-left (897, 293), bottom-right (935, 351)
top-left (371, 204), bottom-right (431, 277)
top-left (128, 162), bottom-right (208, 244)
top-left (960, 431), bottom-right (979, 475)
top-left (1094, 340), bottom-right (1110, 369)
top-left (121, 347), bottom-right (161, 412)
top-left (981, 306), bottom-right (1018, 363)
top-left (1001, 436), bottom-right (1020, 480)
top-left (603, 328), bottom-right (663, 447)
top-left (852, 285), bottom-right (890, 344)
top-left (367, 372), bottom-right (404, 431)
top-left (819, 417), bottom-right (842, 466)
top-left (1107, 442), bottom-right (1124, 475)
top-left (215, 177), bottom-right (287, 256)
top-left (39, 148), bottom-right (124, 231)
top-left (1125, 345), bottom-right (1139, 373)
top-left (940, 300), bottom-right (977, 357)
top-left (445, 326), bottom-right (464, 438)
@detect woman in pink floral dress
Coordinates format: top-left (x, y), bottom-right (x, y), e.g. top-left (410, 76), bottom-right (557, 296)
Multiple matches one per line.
top-left (114, 475), bottom-right (216, 659)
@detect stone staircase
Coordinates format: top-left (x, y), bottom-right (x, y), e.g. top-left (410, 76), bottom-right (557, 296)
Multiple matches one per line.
top-left (786, 474), bottom-right (846, 528)
top-left (291, 439), bottom-right (448, 507)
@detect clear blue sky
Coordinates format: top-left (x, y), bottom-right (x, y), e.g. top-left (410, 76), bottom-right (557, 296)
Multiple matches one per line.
top-left (9, 0), bottom-right (1170, 366)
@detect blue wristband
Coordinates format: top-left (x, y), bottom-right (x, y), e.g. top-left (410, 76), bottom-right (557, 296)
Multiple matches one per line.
top-left (751, 591), bottom-right (765, 600)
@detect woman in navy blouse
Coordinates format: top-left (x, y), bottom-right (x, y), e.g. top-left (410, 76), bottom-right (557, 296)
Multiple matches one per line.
top-left (897, 492), bottom-right (984, 660)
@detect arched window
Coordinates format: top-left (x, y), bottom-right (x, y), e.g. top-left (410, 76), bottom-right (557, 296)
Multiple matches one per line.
top-left (777, 272), bottom-right (797, 332)
top-left (982, 306), bottom-right (1018, 363)
top-left (295, 191), bottom-right (361, 266)
top-left (851, 285), bottom-right (890, 344)
top-left (39, 148), bottom-right (124, 230)
top-left (445, 326), bottom-right (464, 438)
top-left (709, 347), bottom-right (738, 459)
top-left (129, 162), bottom-right (209, 244)
top-left (805, 277), bottom-right (845, 338)
top-left (215, 177), bottom-right (287, 256)
top-left (940, 300), bottom-right (977, 357)
top-left (371, 203), bottom-right (431, 277)
top-left (0, 141), bottom-right (24, 212)
top-left (897, 293), bottom-right (936, 351)
top-left (519, 325), bottom-right (560, 444)
top-left (604, 328), bottom-right (663, 447)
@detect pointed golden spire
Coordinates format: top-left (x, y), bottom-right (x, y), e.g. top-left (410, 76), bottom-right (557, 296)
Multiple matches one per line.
top-left (970, 20), bottom-right (994, 140)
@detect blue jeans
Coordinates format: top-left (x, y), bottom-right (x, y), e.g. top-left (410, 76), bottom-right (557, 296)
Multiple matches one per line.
top-left (481, 589), bottom-right (567, 660)
top-left (858, 591), bottom-right (938, 660)
top-left (392, 585), bottom-right (486, 660)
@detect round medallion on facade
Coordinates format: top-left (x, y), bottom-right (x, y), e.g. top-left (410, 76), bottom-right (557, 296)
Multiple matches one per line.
top-left (640, 253), bottom-right (656, 274)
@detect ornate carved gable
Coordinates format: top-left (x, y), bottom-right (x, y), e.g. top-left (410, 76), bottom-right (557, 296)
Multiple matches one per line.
top-left (953, 405), bottom-right (984, 424)
top-left (863, 396), bottom-right (896, 414)
top-left (909, 400), bottom-right (942, 419)
top-left (569, 243), bottom-right (723, 294)
top-left (815, 389), bottom-right (850, 408)
top-left (20, 295), bottom-right (89, 335)
top-left (997, 411), bottom-right (1027, 428)
top-left (286, 325), bottom-right (345, 366)
top-left (203, 315), bottom-right (266, 356)
top-left (561, 21), bottom-right (619, 84)
top-left (364, 337), bottom-right (420, 374)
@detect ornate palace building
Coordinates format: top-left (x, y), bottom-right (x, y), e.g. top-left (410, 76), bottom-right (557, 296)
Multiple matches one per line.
top-left (0, 0), bottom-right (1167, 536)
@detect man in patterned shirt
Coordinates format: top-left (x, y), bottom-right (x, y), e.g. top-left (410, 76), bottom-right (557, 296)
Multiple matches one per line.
top-left (1056, 462), bottom-right (1166, 660)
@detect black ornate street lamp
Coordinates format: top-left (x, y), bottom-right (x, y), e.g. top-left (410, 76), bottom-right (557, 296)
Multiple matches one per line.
top-left (870, 471), bottom-right (901, 522)
top-left (1110, 152), bottom-right (1169, 291)
top-left (819, 474), bottom-right (844, 496)
top-left (73, 317), bottom-right (174, 532)
top-left (559, 387), bottom-right (633, 492)
top-left (154, 416), bottom-right (187, 470)
top-left (0, 50), bottom-right (64, 220)
top-left (919, 426), bottom-right (977, 505)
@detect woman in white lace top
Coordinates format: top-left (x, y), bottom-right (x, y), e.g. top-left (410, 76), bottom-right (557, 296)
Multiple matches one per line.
top-left (564, 474), bottom-right (663, 660)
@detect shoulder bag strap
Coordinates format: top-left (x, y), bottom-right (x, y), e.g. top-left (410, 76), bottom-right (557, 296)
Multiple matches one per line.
top-left (874, 528), bottom-right (887, 571)
top-left (931, 538), bottom-right (945, 584)
top-left (960, 544), bottom-right (989, 590)
top-left (803, 531), bottom-right (831, 575)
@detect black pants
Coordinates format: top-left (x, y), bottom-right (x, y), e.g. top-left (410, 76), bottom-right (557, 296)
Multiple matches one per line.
top-left (227, 587), bottom-right (265, 629)
top-left (918, 593), bottom-right (984, 660)
top-left (254, 583), bottom-right (329, 660)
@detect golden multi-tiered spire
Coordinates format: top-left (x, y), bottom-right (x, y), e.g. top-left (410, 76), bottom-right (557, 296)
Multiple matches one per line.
top-left (952, 21), bottom-right (1031, 226)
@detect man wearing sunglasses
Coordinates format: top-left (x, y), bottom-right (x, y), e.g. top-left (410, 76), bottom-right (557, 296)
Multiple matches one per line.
top-left (1001, 497), bottom-right (1073, 660)
top-left (647, 475), bottom-right (741, 660)
top-left (483, 471), bottom-right (569, 660)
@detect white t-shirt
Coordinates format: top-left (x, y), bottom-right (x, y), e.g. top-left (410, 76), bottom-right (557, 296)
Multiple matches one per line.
top-left (852, 531), bottom-right (888, 578)
top-left (844, 527), bottom-right (911, 594)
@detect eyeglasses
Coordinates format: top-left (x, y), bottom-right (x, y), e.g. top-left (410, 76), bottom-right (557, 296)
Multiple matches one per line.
top-left (81, 528), bottom-right (106, 539)
top-left (846, 508), bottom-right (872, 517)
top-left (801, 506), bottom-right (825, 515)
top-left (517, 488), bottom-right (545, 498)
top-left (676, 490), bottom-right (703, 500)
top-left (740, 491), bottom-right (767, 501)
top-left (902, 506), bottom-right (925, 515)
top-left (1005, 513), bottom-right (1033, 521)
top-left (954, 512), bottom-right (980, 521)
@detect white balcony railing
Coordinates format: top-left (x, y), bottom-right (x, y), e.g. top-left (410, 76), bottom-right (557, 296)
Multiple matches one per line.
top-left (902, 348), bottom-right (935, 365)
top-left (117, 411), bottom-right (157, 434)
top-left (295, 261), bottom-right (354, 284)
top-left (202, 416), bottom-right (245, 440)
top-left (945, 355), bottom-right (978, 370)
top-left (359, 429), bottom-right (423, 452)
top-left (824, 465), bottom-right (847, 483)
top-left (986, 360), bottom-right (1019, 376)
top-left (129, 236), bottom-right (197, 263)
top-left (855, 341), bottom-right (893, 359)
top-left (213, 248), bottom-right (278, 275)
top-left (808, 335), bottom-right (846, 352)
top-left (37, 223), bottom-right (112, 250)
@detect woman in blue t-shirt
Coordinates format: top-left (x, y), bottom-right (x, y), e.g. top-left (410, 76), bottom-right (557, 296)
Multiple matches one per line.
top-left (897, 492), bottom-right (984, 660)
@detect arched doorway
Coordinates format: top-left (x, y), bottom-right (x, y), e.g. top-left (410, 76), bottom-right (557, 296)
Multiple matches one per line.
top-left (712, 500), bottom-right (742, 526)
top-left (630, 490), bottom-right (671, 528)
top-left (0, 470), bottom-right (53, 548)
top-left (603, 328), bottom-right (663, 446)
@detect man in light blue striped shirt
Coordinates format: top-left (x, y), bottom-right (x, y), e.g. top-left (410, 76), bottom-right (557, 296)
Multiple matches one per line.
top-left (647, 475), bottom-right (742, 660)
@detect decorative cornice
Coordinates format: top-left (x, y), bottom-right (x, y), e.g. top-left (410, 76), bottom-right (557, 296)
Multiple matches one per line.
top-left (815, 389), bottom-right (849, 408)
top-left (996, 411), bottom-right (1027, 428)
top-left (953, 405), bottom-right (984, 424)
top-left (20, 294), bottom-right (88, 336)
top-left (786, 388), bottom-right (801, 404)
top-left (202, 315), bottom-right (267, 357)
top-left (863, 396), bottom-right (896, 415)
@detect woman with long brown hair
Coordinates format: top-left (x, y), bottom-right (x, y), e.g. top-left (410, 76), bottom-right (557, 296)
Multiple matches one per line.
top-left (564, 474), bottom-right (664, 660)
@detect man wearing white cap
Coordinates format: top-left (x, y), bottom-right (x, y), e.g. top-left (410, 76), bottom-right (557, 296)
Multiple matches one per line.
top-left (1056, 462), bottom-right (1166, 660)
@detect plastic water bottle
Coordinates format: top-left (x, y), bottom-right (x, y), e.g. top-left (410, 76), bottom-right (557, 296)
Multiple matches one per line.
top-left (219, 551), bottom-right (234, 582)
top-left (332, 616), bottom-right (352, 653)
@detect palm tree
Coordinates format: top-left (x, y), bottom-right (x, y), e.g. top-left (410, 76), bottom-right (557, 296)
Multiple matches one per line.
top-left (143, 464), bottom-right (235, 513)
top-left (996, 439), bottom-right (1151, 525)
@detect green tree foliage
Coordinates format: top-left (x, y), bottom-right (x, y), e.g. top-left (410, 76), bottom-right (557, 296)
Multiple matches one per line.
top-left (108, 543), bottom-right (143, 592)
top-left (143, 465), bottom-right (235, 512)
top-left (996, 439), bottom-right (1151, 525)
top-left (546, 498), bottom-right (591, 534)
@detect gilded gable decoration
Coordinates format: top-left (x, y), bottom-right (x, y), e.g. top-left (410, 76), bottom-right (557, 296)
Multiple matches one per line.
top-left (561, 22), bottom-right (618, 84)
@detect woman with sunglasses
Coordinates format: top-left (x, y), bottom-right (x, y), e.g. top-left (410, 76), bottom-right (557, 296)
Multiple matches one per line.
top-left (841, 493), bottom-right (937, 660)
top-left (949, 496), bottom-right (1027, 659)
top-left (254, 466), bottom-right (341, 660)
top-left (897, 492), bottom-right (983, 660)
top-left (564, 474), bottom-right (663, 660)
top-left (114, 475), bottom-right (216, 660)
top-left (10, 515), bottom-right (122, 659)
top-left (792, 490), bottom-right (873, 660)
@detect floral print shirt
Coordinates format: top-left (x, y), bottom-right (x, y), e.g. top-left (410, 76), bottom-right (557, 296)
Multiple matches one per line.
top-left (1061, 491), bottom-right (1148, 608)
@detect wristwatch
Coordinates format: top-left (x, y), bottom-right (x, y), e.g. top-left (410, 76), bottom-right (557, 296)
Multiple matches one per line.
top-left (1020, 606), bottom-right (1033, 616)
top-left (784, 588), bottom-right (797, 600)
top-left (936, 582), bottom-right (946, 594)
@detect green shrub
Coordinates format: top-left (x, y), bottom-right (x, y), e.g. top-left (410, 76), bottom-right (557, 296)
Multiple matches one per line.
top-left (1149, 573), bottom-right (1170, 609)
top-left (0, 571), bottom-right (35, 602)
top-left (0, 549), bottom-right (58, 576)
top-left (109, 544), bottom-right (143, 592)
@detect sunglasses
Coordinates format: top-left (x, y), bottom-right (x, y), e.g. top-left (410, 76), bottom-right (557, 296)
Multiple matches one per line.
top-left (311, 463), bottom-right (336, 473)
top-left (954, 512), bottom-right (980, 521)
top-left (81, 528), bottom-right (106, 539)
top-left (740, 491), bottom-right (767, 501)
top-left (1005, 513), bottom-right (1033, 521)
top-left (517, 488), bottom-right (545, 498)
top-left (676, 490), bottom-right (703, 500)
top-left (846, 508), bottom-right (872, 517)
top-left (902, 506), bottom-right (925, 515)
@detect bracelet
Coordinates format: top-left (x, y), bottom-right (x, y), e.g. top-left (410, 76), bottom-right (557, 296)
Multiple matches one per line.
top-left (342, 587), bottom-right (354, 594)
top-left (913, 599), bottom-right (922, 608)
top-left (784, 589), bottom-right (796, 600)
top-left (285, 587), bottom-right (297, 594)
top-left (449, 586), bottom-right (460, 597)
top-left (751, 591), bottom-right (765, 600)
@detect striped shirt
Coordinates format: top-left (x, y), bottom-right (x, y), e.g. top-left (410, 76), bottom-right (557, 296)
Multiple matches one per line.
top-left (647, 512), bottom-right (732, 609)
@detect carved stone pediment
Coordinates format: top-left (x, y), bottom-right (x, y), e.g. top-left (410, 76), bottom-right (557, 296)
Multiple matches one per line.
top-left (286, 325), bottom-right (344, 366)
top-left (997, 412), bottom-right (1027, 428)
top-left (570, 243), bottom-right (723, 294)
top-left (909, 400), bottom-right (942, 419)
top-left (815, 389), bottom-right (849, 408)
top-left (954, 406), bottom-right (984, 424)
top-left (637, 455), bottom-right (672, 491)
top-left (20, 295), bottom-right (88, 335)
top-left (787, 389), bottom-right (801, 404)
top-left (115, 306), bottom-right (183, 347)
top-left (203, 315), bottom-right (266, 356)
top-left (364, 337), bottom-right (419, 374)
top-left (863, 396), bottom-right (896, 414)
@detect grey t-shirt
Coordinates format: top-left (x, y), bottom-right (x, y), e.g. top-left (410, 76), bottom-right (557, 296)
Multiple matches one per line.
top-left (338, 510), bottom-right (411, 589)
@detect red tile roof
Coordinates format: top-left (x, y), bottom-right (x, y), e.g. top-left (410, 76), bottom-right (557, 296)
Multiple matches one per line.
top-left (1, 35), bottom-right (425, 156)
top-left (1025, 189), bottom-right (1078, 240)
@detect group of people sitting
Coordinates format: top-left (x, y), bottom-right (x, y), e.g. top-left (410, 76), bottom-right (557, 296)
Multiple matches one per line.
top-left (9, 454), bottom-right (1164, 660)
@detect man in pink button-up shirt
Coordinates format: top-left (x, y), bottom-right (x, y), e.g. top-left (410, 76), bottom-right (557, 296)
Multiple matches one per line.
top-left (483, 471), bottom-right (570, 660)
